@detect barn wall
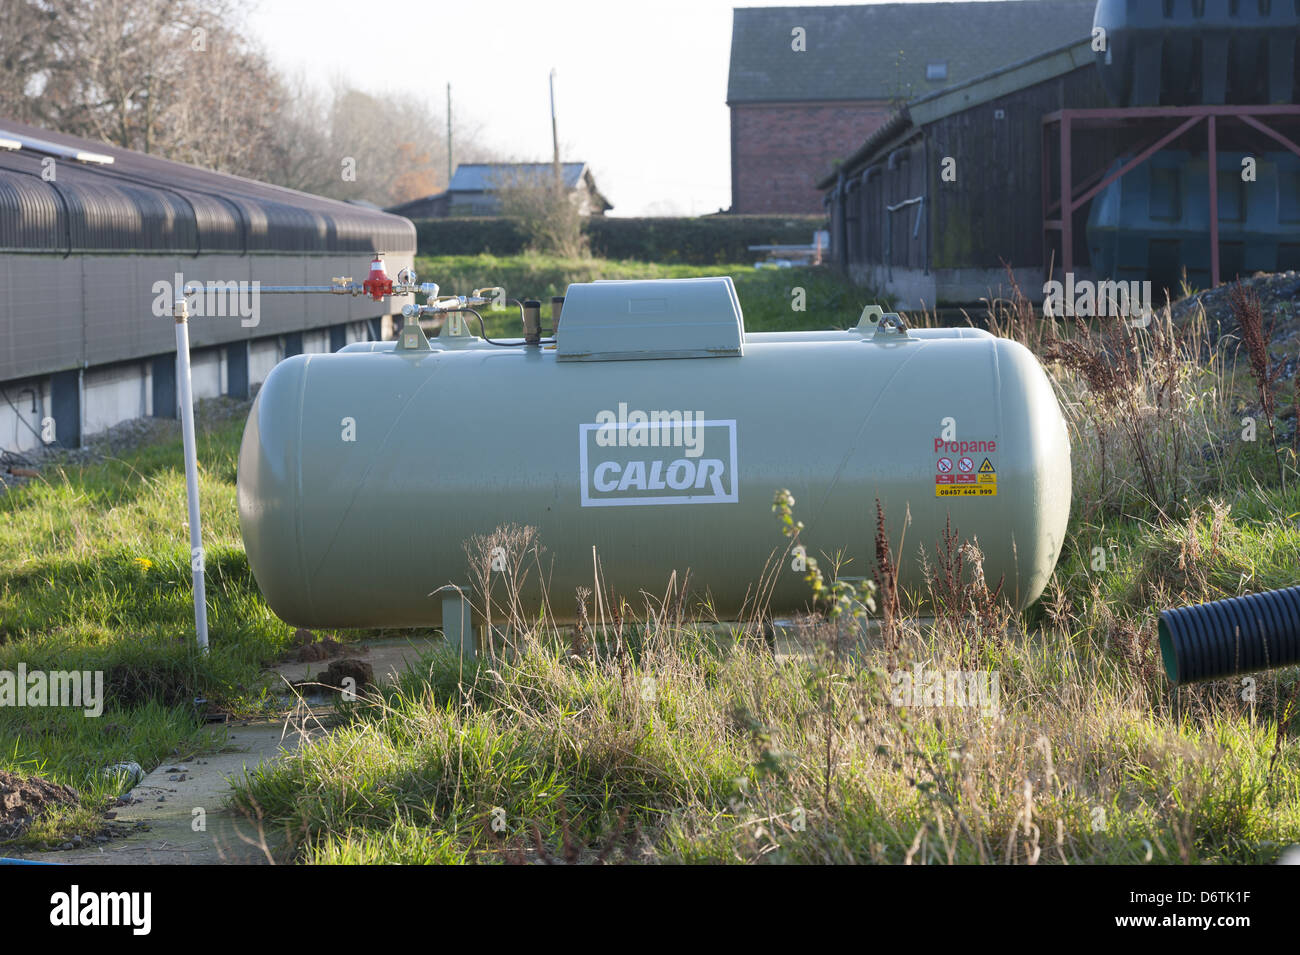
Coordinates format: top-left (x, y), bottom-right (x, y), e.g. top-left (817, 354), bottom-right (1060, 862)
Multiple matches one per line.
top-left (846, 263), bottom-right (1043, 309)
top-left (732, 101), bottom-right (893, 214)
top-left (828, 61), bottom-right (1150, 304)
top-left (925, 65), bottom-right (1117, 273)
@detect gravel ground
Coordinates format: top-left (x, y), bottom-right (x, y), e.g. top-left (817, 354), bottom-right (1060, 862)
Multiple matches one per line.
top-left (1170, 271), bottom-right (1299, 445)
top-left (1172, 271), bottom-right (1300, 381)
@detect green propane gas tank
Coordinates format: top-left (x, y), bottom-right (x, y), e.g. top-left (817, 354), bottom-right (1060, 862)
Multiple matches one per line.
top-left (238, 277), bottom-right (1071, 628)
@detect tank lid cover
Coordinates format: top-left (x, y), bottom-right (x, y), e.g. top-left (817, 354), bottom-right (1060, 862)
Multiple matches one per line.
top-left (555, 276), bottom-right (745, 361)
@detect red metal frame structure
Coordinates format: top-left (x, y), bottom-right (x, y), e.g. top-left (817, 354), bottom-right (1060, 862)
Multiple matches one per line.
top-left (1042, 105), bottom-right (1300, 289)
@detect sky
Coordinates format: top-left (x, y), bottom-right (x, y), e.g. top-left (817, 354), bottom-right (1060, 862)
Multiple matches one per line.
top-left (244, 0), bottom-right (861, 216)
top-left (247, 0), bottom-right (1027, 216)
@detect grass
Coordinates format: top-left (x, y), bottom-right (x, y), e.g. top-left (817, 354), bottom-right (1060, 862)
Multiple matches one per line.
top-left (1051, 488), bottom-right (1300, 618)
top-left (0, 404), bottom-right (307, 846)
top-left (232, 587), bottom-right (1300, 865)
top-left (2, 256), bottom-right (1298, 862)
top-left (413, 252), bottom-right (883, 336)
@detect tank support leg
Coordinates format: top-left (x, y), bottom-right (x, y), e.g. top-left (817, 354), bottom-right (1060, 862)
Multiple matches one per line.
top-left (442, 587), bottom-right (475, 661)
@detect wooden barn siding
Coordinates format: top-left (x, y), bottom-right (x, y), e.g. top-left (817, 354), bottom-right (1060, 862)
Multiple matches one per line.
top-left (837, 64), bottom-right (1154, 277)
top-left (838, 135), bottom-right (927, 273)
top-left (886, 140), bottom-right (929, 273)
top-left (926, 66), bottom-right (1119, 272)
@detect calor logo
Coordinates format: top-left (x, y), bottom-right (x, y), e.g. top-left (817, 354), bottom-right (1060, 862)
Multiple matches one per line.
top-left (579, 403), bottom-right (738, 507)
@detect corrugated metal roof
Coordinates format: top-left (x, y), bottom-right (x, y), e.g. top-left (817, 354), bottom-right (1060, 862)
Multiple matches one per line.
top-left (0, 119), bottom-right (415, 254)
top-left (727, 1), bottom-right (1097, 104)
top-left (448, 162), bottom-right (588, 192)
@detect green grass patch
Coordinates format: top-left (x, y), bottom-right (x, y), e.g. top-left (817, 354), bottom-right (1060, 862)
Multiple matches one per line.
top-left (1050, 483), bottom-right (1300, 622)
top-left (414, 253), bottom-right (884, 336)
top-left (0, 403), bottom-right (292, 843)
top-left (233, 622), bottom-right (1300, 864)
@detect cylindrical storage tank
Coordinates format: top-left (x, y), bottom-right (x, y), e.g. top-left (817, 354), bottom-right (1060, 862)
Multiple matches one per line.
top-left (1086, 149), bottom-right (1300, 290)
top-left (752, 327), bottom-right (995, 342)
top-left (1094, 0), bottom-right (1300, 107)
top-left (238, 278), bottom-right (1071, 628)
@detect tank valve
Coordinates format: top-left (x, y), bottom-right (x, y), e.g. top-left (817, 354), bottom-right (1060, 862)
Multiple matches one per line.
top-left (362, 253), bottom-right (394, 301)
top-left (522, 300), bottom-right (542, 345)
top-left (551, 295), bottom-right (565, 335)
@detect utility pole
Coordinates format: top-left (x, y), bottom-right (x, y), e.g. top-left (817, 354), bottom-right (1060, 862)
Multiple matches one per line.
top-left (549, 68), bottom-right (561, 190)
top-left (446, 82), bottom-right (453, 187)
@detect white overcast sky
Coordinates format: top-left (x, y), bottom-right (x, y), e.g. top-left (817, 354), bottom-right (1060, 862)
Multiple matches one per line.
top-left (247, 0), bottom-right (955, 215)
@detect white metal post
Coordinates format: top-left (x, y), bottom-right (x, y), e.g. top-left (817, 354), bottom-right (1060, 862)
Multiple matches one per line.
top-left (174, 299), bottom-right (209, 651)
top-left (442, 586), bottom-right (475, 660)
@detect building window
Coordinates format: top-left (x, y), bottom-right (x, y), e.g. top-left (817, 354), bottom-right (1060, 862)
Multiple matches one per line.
top-left (926, 62), bottom-right (947, 81)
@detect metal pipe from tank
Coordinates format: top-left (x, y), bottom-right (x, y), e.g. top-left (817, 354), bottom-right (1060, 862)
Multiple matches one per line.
top-left (522, 300), bottom-right (542, 345)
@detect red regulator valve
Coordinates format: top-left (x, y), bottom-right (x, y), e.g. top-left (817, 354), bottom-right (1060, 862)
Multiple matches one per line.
top-left (362, 253), bottom-right (394, 301)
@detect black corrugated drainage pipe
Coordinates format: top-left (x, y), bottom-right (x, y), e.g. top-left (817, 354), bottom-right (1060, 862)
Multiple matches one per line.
top-left (1158, 586), bottom-right (1300, 684)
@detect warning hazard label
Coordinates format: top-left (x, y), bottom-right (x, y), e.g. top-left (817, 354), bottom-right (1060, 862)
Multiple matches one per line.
top-left (937, 484), bottom-right (997, 498)
top-left (934, 449), bottom-right (997, 496)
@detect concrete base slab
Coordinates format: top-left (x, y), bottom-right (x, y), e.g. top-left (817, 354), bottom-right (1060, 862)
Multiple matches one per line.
top-left (272, 635), bottom-right (446, 690)
top-left (19, 720), bottom-right (320, 865)
top-left (8, 636), bottom-right (444, 865)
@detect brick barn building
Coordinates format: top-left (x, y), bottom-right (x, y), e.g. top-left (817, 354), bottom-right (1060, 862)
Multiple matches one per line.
top-left (726, 1), bottom-right (1098, 214)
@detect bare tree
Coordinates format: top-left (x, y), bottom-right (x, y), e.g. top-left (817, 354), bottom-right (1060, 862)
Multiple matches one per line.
top-left (0, 0), bottom-right (67, 126)
top-left (493, 166), bottom-right (588, 258)
top-left (161, 31), bottom-right (286, 175)
top-left (258, 72), bottom-right (336, 195)
top-left (0, 0), bottom-right (499, 205)
top-left (319, 86), bottom-right (455, 207)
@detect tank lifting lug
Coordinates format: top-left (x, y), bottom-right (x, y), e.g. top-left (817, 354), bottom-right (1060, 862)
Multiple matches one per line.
top-left (856, 304), bottom-right (910, 340)
top-left (871, 311), bottom-right (910, 341)
top-left (396, 303), bottom-right (433, 352)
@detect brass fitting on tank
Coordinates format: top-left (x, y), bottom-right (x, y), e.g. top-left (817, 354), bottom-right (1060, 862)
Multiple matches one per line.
top-left (522, 300), bottom-right (542, 345)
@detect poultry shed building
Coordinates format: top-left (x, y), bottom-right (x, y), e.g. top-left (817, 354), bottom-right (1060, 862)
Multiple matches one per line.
top-left (0, 118), bottom-right (415, 454)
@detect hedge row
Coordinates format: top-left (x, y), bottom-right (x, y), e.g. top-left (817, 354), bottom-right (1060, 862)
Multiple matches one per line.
top-left (413, 215), bottom-right (827, 264)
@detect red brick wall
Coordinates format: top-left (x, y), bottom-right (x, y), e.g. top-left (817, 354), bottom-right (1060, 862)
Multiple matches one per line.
top-left (730, 101), bottom-right (892, 215)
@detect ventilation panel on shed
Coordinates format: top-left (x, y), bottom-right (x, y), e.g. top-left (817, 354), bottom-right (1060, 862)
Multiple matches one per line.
top-left (0, 129), bottom-right (114, 164)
